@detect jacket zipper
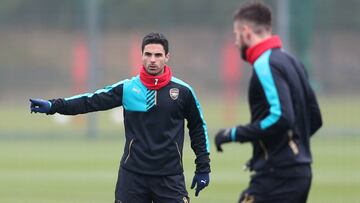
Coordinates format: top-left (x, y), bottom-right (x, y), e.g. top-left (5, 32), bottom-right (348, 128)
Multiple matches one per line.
top-left (154, 91), bottom-right (157, 106)
top-left (124, 139), bottom-right (134, 164)
top-left (175, 142), bottom-right (183, 166)
top-left (154, 79), bottom-right (158, 106)
top-left (258, 140), bottom-right (269, 160)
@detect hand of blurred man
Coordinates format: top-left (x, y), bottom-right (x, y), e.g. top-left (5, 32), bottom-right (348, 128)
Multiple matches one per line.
top-left (191, 173), bottom-right (210, 197)
top-left (214, 128), bottom-right (234, 152)
top-left (30, 99), bottom-right (51, 114)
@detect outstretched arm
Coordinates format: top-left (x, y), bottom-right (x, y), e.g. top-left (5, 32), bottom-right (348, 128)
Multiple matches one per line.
top-left (30, 80), bottom-right (126, 115)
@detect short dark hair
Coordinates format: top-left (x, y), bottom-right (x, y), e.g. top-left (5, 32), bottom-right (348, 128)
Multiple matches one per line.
top-left (234, 1), bottom-right (272, 30)
top-left (141, 33), bottom-right (169, 54)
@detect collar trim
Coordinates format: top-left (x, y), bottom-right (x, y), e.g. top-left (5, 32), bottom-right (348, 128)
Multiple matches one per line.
top-left (246, 35), bottom-right (282, 65)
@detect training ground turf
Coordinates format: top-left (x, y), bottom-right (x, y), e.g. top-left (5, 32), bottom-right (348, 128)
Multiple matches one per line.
top-left (1, 97), bottom-right (359, 203)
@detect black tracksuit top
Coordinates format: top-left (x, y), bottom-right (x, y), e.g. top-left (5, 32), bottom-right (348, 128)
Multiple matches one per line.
top-left (48, 76), bottom-right (210, 176)
top-left (232, 48), bottom-right (322, 177)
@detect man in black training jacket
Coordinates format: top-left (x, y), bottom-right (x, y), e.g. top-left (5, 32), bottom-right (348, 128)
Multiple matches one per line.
top-left (30, 33), bottom-right (210, 203)
top-left (215, 2), bottom-right (322, 203)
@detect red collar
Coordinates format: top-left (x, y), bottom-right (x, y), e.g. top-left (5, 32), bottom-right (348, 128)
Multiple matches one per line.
top-left (246, 35), bottom-right (282, 65)
top-left (139, 65), bottom-right (173, 90)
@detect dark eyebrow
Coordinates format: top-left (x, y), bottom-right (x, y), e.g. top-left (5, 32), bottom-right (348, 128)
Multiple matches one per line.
top-left (144, 52), bottom-right (163, 56)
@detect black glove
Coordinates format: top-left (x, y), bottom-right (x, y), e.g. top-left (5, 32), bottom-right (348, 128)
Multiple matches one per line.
top-left (30, 99), bottom-right (52, 114)
top-left (191, 173), bottom-right (210, 197)
top-left (214, 128), bottom-right (235, 152)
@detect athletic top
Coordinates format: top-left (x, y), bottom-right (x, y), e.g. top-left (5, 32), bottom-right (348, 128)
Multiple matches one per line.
top-left (48, 75), bottom-right (210, 176)
top-left (231, 36), bottom-right (322, 177)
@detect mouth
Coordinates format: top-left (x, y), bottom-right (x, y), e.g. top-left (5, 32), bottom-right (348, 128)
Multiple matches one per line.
top-left (148, 65), bottom-right (158, 70)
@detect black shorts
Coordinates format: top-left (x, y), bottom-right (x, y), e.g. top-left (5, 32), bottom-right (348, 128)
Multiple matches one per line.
top-left (115, 168), bottom-right (190, 203)
top-left (239, 176), bottom-right (312, 203)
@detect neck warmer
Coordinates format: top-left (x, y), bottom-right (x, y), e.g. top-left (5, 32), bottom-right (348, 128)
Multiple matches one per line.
top-left (139, 65), bottom-right (172, 90)
top-left (246, 35), bottom-right (282, 65)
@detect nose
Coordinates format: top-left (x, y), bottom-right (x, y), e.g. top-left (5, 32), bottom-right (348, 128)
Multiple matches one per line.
top-left (150, 55), bottom-right (156, 62)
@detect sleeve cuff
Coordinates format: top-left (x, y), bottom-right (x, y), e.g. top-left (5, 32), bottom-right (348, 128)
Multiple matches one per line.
top-left (231, 127), bottom-right (237, 141)
top-left (195, 162), bottom-right (211, 174)
top-left (47, 99), bottom-right (61, 115)
top-left (195, 154), bottom-right (211, 173)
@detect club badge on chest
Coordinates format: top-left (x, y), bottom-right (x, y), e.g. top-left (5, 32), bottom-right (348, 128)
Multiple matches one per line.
top-left (169, 88), bottom-right (179, 100)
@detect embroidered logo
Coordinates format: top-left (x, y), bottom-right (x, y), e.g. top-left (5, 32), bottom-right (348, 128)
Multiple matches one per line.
top-left (132, 87), bottom-right (141, 94)
top-left (169, 88), bottom-right (179, 100)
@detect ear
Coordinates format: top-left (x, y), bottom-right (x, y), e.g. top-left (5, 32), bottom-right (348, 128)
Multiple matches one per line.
top-left (165, 53), bottom-right (170, 63)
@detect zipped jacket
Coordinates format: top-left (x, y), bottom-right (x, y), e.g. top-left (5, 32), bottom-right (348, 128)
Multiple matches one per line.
top-left (231, 36), bottom-right (322, 177)
top-left (48, 76), bottom-right (210, 176)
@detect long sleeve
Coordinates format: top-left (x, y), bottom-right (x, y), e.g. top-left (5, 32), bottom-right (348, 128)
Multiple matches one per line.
top-left (184, 88), bottom-right (211, 174)
top-left (307, 84), bottom-right (322, 136)
top-left (234, 61), bottom-right (295, 143)
top-left (48, 80), bottom-right (126, 115)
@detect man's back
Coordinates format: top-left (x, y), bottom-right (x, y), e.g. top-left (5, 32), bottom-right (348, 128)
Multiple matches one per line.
top-left (247, 48), bottom-right (322, 176)
top-left (215, 2), bottom-right (322, 202)
top-left (270, 48), bottom-right (322, 137)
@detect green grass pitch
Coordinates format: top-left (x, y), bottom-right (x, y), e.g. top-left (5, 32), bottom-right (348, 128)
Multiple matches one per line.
top-left (0, 97), bottom-right (359, 203)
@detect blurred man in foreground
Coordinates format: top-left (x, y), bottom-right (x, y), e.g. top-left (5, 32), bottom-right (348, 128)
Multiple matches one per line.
top-left (30, 33), bottom-right (210, 203)
top-left (215, 1), bottom-right (322, 202)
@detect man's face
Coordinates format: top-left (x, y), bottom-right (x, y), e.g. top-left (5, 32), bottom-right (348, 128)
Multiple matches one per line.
top-left (142, 44), bottom-right (169, 76)
top-left (233, 20), bottom-right (251, 60)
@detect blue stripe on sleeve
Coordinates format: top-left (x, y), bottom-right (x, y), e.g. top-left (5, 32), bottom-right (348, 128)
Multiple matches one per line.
top-left (64, 79), bottom-right (127, 101)
top-left (253, 50), bottom-right (282, 130)
top-left (230, 127), bottom-right (237, 141)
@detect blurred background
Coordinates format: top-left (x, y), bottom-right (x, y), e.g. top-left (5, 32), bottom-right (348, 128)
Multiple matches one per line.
top-left (1, 0), bottom-right (359, 202)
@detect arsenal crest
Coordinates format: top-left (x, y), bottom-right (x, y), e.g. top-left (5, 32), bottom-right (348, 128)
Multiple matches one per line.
top-left (169, 88), bottom-right (179, 100)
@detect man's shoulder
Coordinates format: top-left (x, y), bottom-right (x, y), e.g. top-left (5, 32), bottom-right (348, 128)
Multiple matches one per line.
top-left (104, 78), bottom-right (132, 90)
top-left (170, 77), bottom-right (192, 90)
top-left (169, 76), bottom-right (199, 98)
top-left (269, 48), bottom-right (299, 67)
top-left (107, 76), bottom-right (143, 92)
top-left (120, 75), bottom-right (140, 85)
top-left (112, 78), bottom-right (132, 86)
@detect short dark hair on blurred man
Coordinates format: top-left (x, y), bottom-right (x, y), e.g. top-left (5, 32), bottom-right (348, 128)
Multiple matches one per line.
top-left (233, 1), bottom-right (272, 33)
top-left (215, 1), bottom-right (322, 203)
